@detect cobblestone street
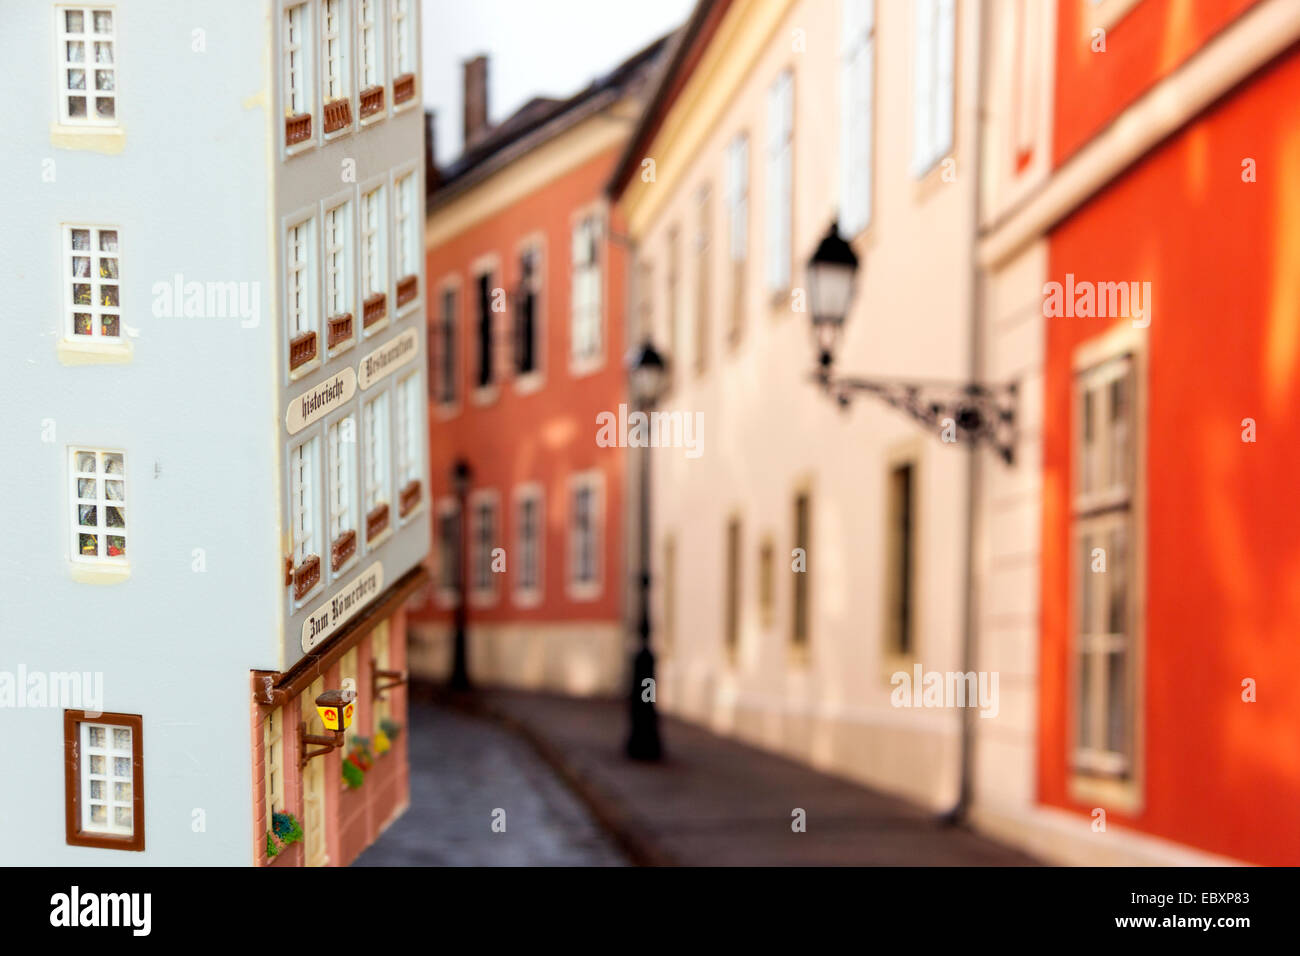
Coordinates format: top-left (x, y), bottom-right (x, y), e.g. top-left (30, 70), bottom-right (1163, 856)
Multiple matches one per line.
top-left (353, 700), bottom-right (628, 866)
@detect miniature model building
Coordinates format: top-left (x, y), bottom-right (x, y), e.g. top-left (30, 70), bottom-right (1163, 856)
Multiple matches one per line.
top-left (2, 0), bottom-right (429, 865)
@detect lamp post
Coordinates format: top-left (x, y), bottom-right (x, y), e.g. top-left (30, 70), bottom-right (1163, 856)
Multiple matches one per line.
top-left (625, 338), bottom-right (668, 760)
top-left (806, 220), bottom-right (1018, 463)
top-left (449, 458), bottom-right (472, 692)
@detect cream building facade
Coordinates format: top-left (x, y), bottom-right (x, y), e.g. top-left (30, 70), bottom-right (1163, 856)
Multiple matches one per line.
top-left (615, 0), bottom-right (984, 810)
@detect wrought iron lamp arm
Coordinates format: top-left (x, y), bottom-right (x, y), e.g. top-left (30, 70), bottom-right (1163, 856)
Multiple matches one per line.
top-left (814, 367), bottom-right (1019, 465)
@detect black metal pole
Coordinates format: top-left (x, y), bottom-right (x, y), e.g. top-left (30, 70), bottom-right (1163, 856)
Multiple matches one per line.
top-left (449, 459), bottom-right (472, 691)
top-left (626, 419), bottom-right (662, 760)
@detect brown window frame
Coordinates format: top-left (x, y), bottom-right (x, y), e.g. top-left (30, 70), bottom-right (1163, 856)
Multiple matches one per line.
top-left (63, 709), bottom-right (145, 852)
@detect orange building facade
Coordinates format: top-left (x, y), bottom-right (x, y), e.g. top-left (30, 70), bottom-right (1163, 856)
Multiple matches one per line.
top-left (408, 44), bottom-right (667, 693)
top-left (1036, 0), bottom-right (1300, 863)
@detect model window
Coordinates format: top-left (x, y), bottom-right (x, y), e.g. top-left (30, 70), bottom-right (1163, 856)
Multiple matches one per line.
top-left (391, 0), bottom-right (417, 103)
top-left (395, 373), bottom-right (422, 516)
top-left (437, 501), bottom-right (462, 598)
top-left (325, 202), bottom-right (354, 350)
top-left (694, 183), bottom-right (712, 375)
top-left (791, 490), bottom-right (811, 647)
top-left (58, 7), bottom-right (116, 125)
top-left (71, 449), bottom-right (126, 563)
top-left (321, 0), bottom-right (351, 132)
top-left (358, 0), bottom-right (385, 102)
top-left (884, 462), bottom-right (915, 657)
top-left (394, 172), bottom-right (419, 306)
top-left (434, 286), bottom-right (457, 405)
top-left (291, 436), bottom-right (321, 598)
top-left (283, 3), bottom-right (313, 146)
top-left (363, 391), bottom-right (391, 540)
top-left (287, 217), bottom-right (318, 370)
top-left (263, 708), bottom-right (285, 834)
top-left (328, 415), bottom-right (358, 571)
top-left (361, 186), bottom-right (387, 328)
top-left (65, 226), bottom-right (120, 341)
top-left (64, 710), bottom-right (143, 851)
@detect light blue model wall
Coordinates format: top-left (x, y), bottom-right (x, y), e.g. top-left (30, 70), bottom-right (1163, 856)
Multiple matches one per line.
top-left (0, 0), bottom-right (279, 865)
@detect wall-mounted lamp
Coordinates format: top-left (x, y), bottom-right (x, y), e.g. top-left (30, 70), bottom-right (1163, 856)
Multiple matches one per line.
top-left (300, 689), bottom-right (355, 767)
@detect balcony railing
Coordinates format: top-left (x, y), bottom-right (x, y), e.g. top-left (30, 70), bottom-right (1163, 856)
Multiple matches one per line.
top-left (396, 275), bottom-right (418, 309)
top-left (359, 85), bottom-right (385, 119)
top-left (392, 73), bottom-right (416, 105)
top-left (285, 112), bottom-right (312, 146)
top-left (363, 292), bottom-right (387, 329)
top-left (366, 503), bottom-right (390, 542)
top-left (399, 480), bottom-right (422, 517)
top-left (327, 312), bottom-right (354, 350)
top-left (289, 330), bottom-right (318, 370)
top-left (323, 98), bottom-right (352, 134)
top-left (330, 529), bottom-right (357, 571)
top-left (293, 554), bottom-right (320, 600)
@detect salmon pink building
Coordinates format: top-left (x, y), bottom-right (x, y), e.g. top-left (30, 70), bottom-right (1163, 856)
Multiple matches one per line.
top-left (974, 0), bottom-right (1300, 865)
top-left (409, 41), bottom-right (669, 693)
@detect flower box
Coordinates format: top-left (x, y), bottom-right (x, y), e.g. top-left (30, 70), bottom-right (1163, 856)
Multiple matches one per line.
top-left (327, 312), bottom-right (354, 349)
top-left (399, 480), bottom-right (421, 517)
top-left (293, 554), bottom-right (320, 600)
top-left (362, 292), bottom-right (387, 329)
top-left (285, 112), bottom-right (312, 146)
top-left (323, 98), bottom-right (352, 133)
top-left (396, 274), bottom-right (418, 308)
top-left (392, 73), bottom-right (416, 105)
top-left (359, 85), bottom-right (385, 118)
top-left (330, 529), bottom-right (356, 571)
top-left (366, 503), bottom-right (390, 542)
top-left (289, 330), bottom-right (317, 370)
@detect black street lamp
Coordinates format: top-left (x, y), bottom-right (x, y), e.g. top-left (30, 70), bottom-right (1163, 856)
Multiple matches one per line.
top-left (625, 338), bottom-right (668, 761)
top-left (807, 220), bottom-right (1018, 463)
top-left (449, 458), bottom-right (473, 692)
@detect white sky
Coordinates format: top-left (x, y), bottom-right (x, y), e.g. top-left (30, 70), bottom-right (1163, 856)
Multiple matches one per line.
top-left (420, 0), bottom-right (696, 165)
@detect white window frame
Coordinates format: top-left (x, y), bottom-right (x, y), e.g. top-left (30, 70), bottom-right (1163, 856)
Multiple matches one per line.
top-left (567, 470), bottom-right (604, 601)
top-left (363, 390), bottom-right (391, 518)
top-left (393, 170), bottom-right (419, 288)
top-left (765, 69), bottom-right (794, 292)
top-left (469, 489), bottom-right (500, 605)
top-left (394, 372), bottom-right (423, 515)
top-left (324, 199), bottom-right (353, 327)
top-left (357, 0), bottom-right (384, 92)
top-left (570, 209), bottom-right (605, 373)
top-left (361, 184), bottom-right (387, 307)
top-left (290, 436), bottom-right (321, 571)
top-left (57, 6), bottom-right (117, 127)
top-left (70, 448), bottom-right (127, 564)
top-left (321, 0), bottom-right (350, 105)
top-left (79, 720), bottom-right (135, 836)
top-left (283, 3), bottom-right (313, 120)
top-left (286, 217), bottom-right (316, 339)
top-left (327, 412), bottom-right (358, 564)
top-left (513, 483), bottom-right (544, 607)
top-left (390, 0), bottom-right (416, 81)
top-left (911, 0), bottom-right (956, 178)
top-left (1071, 348), bottom-right (1140, 782)
top-left (840, 0), bottom-right (875, 234)
top-left (64, 224), bottom-right (121, 341)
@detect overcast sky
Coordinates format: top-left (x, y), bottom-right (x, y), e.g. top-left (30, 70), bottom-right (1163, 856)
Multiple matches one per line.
top-left (421, 0), bottom-right (695, 165)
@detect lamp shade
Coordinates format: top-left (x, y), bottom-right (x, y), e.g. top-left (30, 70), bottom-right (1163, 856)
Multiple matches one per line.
top-left (806, 221), bottom-right (860, 360)
top-left (315, 689), bottom-right (356, 732)
top-left (626, 338), bottom-right (669, 407)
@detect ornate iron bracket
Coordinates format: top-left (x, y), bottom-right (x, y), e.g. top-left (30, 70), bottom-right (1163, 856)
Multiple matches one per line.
top-left (815, 366), bottom-right (1018, 465)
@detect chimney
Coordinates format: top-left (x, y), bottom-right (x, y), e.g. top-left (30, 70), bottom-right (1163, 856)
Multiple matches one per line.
top-left (424, 108), bottom-right (441, 192)
top-left (462, 54), bottom-right (490, 150)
